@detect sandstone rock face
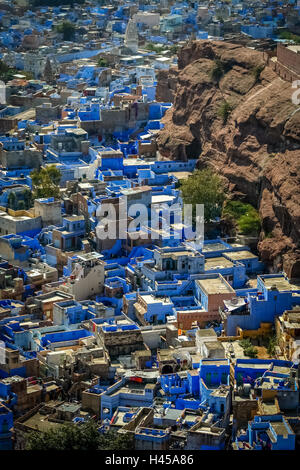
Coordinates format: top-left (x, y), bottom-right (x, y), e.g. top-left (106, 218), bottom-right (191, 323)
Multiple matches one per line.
top-left (157, 40), bottom-right (300, 275)
top-left (155, 67), bottom-right (178, 103)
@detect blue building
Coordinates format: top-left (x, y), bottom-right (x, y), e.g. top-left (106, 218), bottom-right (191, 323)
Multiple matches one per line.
top-left (0, 403), bottom-right (13, 450)
top-left (222, 274), bottom-right (300, 336)
top-left (235, 415), bottom-right (295, 450)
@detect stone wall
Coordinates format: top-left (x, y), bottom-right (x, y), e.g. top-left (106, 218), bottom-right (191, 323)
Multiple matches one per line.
top-left (277, 44), bottom-right (300, 77)
top-left (0, 213), bottom-right (42, 235)
top-left (34, 200), bottom-right (62, 227)
top-left (0, 148), bottom-right (42, 170)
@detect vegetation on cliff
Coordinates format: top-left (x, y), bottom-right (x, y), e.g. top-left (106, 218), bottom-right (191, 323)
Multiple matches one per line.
top-left (252, 64), bottom-right (265, 82)
top-left (217, 100), bottom-right (233, 124)
top-left (222, 201), bottom-right (261, 236)
top-left (210, 59), bottom-right (226, 83)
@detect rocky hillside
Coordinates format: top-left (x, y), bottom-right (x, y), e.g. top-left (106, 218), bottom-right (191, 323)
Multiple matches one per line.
top-left (156, 40), bottom-right (300, 277)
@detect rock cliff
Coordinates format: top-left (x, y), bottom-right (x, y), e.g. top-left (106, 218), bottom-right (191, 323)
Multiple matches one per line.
top-left (156, 40), bottom-right (300, 276)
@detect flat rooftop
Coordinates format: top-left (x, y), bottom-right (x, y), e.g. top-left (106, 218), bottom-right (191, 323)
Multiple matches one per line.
top-left (158, 249), bottom-right (196, 258)
top-left (63, 215), bottom-right (84, 222)
top-left (21, 412), bottom-right (62, 432)
top-left (121, 185), bottom-right (151, 196)
top-left (205, 256), bottom-right (234, 270)
top-left (287, 45), bottom-right (300, 53)
top-left (197, 328), bottom-right (217, 338)
top-left (271, 421), bottom-right (293, 438)
top-left (108, 382), bottom-right (148, 397)
top-left (167, 171), bottom-right (192, 179)
top-left (140, 294), bottom-right (173, 305)
top-left (202, 243), bottom-right (226, 252)
top-left (40, 294), bottom-right (69, 304)
top-left (261, 276), bottom-right (300, 292)
top-left (196, 276), bottom-right (235, 295)
top-left (201, 359), bottom-right (228, 366)
top-left (260, 400), bottom-right (279, 415)
top-left (236, 361), bottom-right (271, 369)
top-left (151, 194), bottom-right (175, 204)
top-left (225, 250), bottom-right (258, 261)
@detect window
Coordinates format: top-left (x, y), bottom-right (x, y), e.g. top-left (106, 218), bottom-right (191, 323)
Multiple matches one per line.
top-left (2, 419), bottom-right (8, 433)
top-left (206, 373), bottom-right (212, 385)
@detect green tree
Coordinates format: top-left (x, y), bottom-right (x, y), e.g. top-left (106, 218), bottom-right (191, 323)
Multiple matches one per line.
top-left (239, 338), bottom-right (252, 349)
top-left (23, 189), bottom-right (33, 210)
top-left (180, 169), bottom-right (226, 223)
top-left (31, 165), bottom-right (61, 199)
top-left (25, 421), bottom-right (134, 450)
top-left (0, 60), bottom-right (18, 83)
top-left (145, 43), bottom-right (165, 54)
top-left (7, 192), bottom-right (17, 210)
top-left (239, 338), bottom-right (258, 358)
top-left (18, 200), bottom-right (25, 210)
top-left (98, 57), bottom-right (109, 67)
top-left (244, 346), bottom-right (258, 358)
top-left (97, 430), bottom-right (134, 450)
top-left (279, 30), bottom-right (300, 45)
top-left (56, 22), bottom-right (76, 41)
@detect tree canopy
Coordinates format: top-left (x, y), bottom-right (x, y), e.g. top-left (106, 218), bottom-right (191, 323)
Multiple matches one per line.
top-left (279, 30), bottom-right (300, 45)
top-left (98, 57), bottom-right (109, 68)
top-left (180, 169), bottom-right (226, 223)
top-left (25, 420), bottom-right (135, 451)
top-left (31, 165), bottom-right (61, 199)
top-left (56, 22), bottom-right (76, 41)
top-left (0, 60), bottom-right (33, 83)
top-left (146, 43), bottom-right (166, 54)
top-left (7, 189), bottom-right (33, 211)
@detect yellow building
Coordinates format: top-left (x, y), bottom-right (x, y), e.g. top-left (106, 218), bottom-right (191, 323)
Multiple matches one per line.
top-left (276, 307), bottom-right (300, 361)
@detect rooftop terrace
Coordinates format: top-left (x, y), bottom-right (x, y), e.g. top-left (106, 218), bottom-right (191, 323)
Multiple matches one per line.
top-left (196, 276), bottom-right (235, 295)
